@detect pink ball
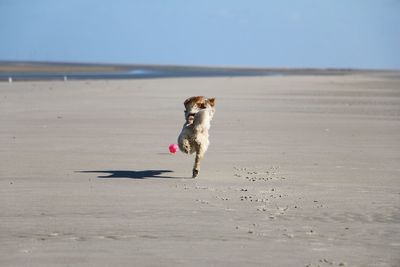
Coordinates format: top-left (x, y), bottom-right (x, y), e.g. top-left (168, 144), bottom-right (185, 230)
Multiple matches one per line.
top-left (169, 143), bottom-right (179, 154)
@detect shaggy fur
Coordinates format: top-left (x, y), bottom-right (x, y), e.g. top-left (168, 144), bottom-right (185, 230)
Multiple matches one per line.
top-left (178, 96), bottom-right (216, 178)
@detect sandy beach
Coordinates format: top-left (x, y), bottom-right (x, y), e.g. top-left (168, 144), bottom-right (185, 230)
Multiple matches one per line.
top-left (1, 73), bottom-right (399, 266)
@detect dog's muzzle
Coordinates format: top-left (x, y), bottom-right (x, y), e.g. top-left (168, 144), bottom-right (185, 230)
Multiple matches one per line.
top-left (186, 113), bottom-right (196, 123)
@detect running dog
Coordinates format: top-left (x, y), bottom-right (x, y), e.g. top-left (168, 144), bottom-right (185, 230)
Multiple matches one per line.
top-left (178, 96), bottom-right (216, 178)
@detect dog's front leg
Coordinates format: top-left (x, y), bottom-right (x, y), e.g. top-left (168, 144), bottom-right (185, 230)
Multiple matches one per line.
top-left (192, 151), bottom-right (203, 178)
top-left (193, 142), bottom-right (208, 178)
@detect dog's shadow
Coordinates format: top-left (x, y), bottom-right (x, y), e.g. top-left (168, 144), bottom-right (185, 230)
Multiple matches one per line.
top-left (77, 170), bottom-right (181, 179)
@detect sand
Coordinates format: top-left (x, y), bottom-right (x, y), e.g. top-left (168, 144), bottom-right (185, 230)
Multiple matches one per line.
top-left (1, 73), bottom-right (399, 266)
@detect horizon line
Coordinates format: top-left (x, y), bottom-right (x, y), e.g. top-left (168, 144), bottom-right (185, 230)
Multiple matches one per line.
top-left (1, 59), bottom-right (399, 72)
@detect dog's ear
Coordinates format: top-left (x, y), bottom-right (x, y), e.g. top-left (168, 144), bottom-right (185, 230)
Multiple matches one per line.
top-left (208, 97), bottom-right (216, 107)
top-left (184, 96), bottom-right (206, 108)
top-left (184, 97), bottom-right (196, 108)
top-left (184, 98), bottom-right (191, 107)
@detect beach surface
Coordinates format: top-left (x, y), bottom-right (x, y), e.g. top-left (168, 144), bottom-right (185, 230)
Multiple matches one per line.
top-left (1, 73), bottom-right (399, 266)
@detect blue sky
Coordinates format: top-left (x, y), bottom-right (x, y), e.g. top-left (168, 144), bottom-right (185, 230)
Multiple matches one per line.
top-left (0, 0), bottom-right (399, 69)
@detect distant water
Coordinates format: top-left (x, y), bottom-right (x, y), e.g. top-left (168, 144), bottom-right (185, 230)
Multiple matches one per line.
top-left (0, 63), bottom-right (370, 81)
top-left (0, 67), bottom-right (286, 81)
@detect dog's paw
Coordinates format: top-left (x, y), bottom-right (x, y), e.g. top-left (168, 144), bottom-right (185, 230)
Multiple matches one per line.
top-left (192, 169), bottom-right (199, 178)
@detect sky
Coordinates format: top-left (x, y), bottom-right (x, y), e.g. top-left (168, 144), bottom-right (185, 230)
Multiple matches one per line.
top-left (0, 0), bottom-right (399, 69)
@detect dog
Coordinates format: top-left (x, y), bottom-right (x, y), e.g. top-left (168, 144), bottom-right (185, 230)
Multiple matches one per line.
top-left (178, 96), bottom-right (216, 178)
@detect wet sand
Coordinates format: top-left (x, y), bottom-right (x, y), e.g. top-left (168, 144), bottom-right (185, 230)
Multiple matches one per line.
top-left (1, 74), bottom-right (399, 266)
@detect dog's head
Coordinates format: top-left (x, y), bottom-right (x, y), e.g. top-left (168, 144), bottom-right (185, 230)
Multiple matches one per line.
top-left (184, 96), bottom-right (216, 123)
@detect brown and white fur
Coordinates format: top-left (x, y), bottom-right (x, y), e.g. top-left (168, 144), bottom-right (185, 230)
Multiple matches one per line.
top-left (178, 96), bottom-right (216, 178)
